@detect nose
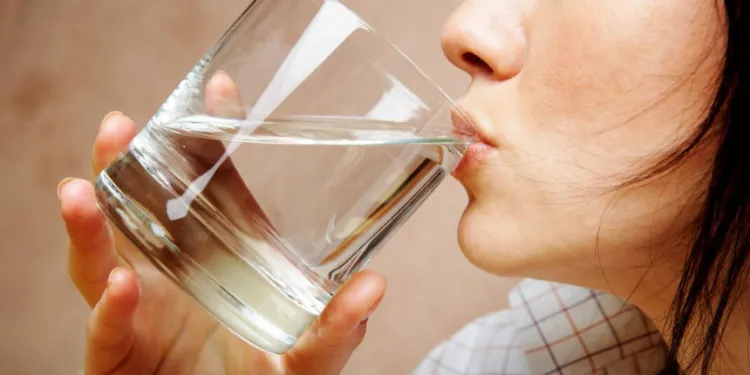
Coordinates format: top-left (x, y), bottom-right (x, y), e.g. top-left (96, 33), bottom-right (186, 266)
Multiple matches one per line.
top-left (441, 0), bottom-right (527, 81)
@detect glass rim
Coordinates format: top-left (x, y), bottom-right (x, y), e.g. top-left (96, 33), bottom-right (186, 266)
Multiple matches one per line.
top-left (215, 0), bottom-right (473, 126)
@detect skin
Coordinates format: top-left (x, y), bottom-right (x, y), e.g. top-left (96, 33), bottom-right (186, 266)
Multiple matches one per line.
top-left (60, 0), bottom-right (741, 373)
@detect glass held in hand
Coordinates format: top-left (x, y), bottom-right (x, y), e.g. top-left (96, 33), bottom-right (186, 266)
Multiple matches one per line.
top-left (94, 0), bottom-right (475, 355)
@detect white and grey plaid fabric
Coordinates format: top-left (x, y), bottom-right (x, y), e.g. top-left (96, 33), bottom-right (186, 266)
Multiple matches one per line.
top-left (413, 280), bottom-right (668, 375)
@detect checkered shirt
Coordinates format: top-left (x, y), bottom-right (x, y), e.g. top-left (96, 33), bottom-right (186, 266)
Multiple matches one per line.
top-left (412, 279), bottom-right (668, 375)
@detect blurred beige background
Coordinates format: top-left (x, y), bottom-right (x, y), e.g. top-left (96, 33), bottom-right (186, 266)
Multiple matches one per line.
top-left (0, 1), bottom-right (517, 374)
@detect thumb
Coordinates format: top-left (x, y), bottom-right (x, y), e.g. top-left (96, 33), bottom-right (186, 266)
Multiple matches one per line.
top-left (85, 268), bottom-right (140, 374)
top-left (282, 271), bottom-right (386, 375)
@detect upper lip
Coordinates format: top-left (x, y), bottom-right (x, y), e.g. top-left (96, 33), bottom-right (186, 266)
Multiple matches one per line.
top-left (450, 105), bottom-right (496, 146)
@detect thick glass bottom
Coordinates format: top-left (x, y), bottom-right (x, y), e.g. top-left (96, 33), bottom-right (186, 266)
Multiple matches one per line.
top-left (94, 152), bottom-right (325, 355)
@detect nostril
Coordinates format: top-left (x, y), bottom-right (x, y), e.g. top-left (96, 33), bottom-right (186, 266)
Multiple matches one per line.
top-left (462, 52), bottom-right (492, 74)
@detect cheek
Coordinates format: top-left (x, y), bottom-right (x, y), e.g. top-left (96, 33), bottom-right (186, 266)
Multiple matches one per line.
top-left (521, 0), bottom-right (723, 147)
top-left (497, 20), bottom-right (722, 194)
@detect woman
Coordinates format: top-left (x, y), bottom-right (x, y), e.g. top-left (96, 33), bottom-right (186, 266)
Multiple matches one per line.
top-left (58, 0), bottom-right (748, 373)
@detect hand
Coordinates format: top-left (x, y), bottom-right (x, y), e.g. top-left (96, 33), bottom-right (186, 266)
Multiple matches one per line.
top-left (59, 71), bottom-right (386, 375)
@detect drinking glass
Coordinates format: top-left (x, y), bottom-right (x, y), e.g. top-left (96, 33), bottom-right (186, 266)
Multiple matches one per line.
top-left (95, 0), bottom-right (473, 354)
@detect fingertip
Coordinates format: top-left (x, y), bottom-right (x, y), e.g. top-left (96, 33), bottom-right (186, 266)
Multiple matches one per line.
top-left (207, 70), bottom-right (238, 93)
top-left (352, 271), bottom-right (387, 320)
top-left (343, 270), bottom-right (387, 306)
top-left (316, 271), bottom-right (386, 340)
top-left (96, 112), bottom-right (137, 147)
top-left (103, 268), bottom-right (140, 317)
top-left (282, 272), bottom-right (385, 373)
top-left (352, 270), bottom-right (387, 294)
top-left (60, 178), bottom-right (102, 227)
top-left (205, 71), bottom-right (244, 118)
top-left (93, 112), bottom-right (137, 173)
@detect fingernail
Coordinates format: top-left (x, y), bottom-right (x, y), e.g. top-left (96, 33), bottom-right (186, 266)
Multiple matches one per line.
top-left (361, 298), bottom-right (383, 323)
top-left (107, 268), bottom-right (118, 287)
top-left (213, 70), bottom-right (231, 80)
top-left (101, 111), bottom-right (123, 129)
top-left (57, 177), bottom-right (74, 199)
top-left (135, 275), bottom-right (142, 298)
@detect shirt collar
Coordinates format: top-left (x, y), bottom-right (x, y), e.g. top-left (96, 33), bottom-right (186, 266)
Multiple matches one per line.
top-left (507, 280), bottom-right (668, 375)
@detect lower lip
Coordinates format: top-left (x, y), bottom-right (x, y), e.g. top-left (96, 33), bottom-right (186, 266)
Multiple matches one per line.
top-left (451, 141), bottom-right (495, 177)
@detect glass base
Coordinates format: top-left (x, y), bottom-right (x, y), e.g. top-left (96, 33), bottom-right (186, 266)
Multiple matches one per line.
top-left (94, 170), bottom-right (313, 355)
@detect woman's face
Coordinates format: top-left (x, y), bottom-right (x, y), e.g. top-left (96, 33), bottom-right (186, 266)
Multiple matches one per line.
top-left (443, 0), bottom-right (725, 285)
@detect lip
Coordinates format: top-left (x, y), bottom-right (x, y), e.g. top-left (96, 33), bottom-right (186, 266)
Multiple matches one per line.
top-left (450, 106), bottom-right (497, 177)
top-left (450, 106), bottom-right (496, 147)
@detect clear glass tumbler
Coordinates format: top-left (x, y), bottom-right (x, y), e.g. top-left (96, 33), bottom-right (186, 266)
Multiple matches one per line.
top-left (95, 0), bottom-right (473, 354)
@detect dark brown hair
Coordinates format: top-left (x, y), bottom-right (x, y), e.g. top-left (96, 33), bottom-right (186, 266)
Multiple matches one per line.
top-left (658, 0), bottom-right (748, 373)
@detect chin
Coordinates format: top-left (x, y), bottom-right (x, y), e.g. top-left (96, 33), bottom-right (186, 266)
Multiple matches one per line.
top-left (456, 199), bottom-right (532, 278)
top-left (456, 197), bottom-right (610, 286)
